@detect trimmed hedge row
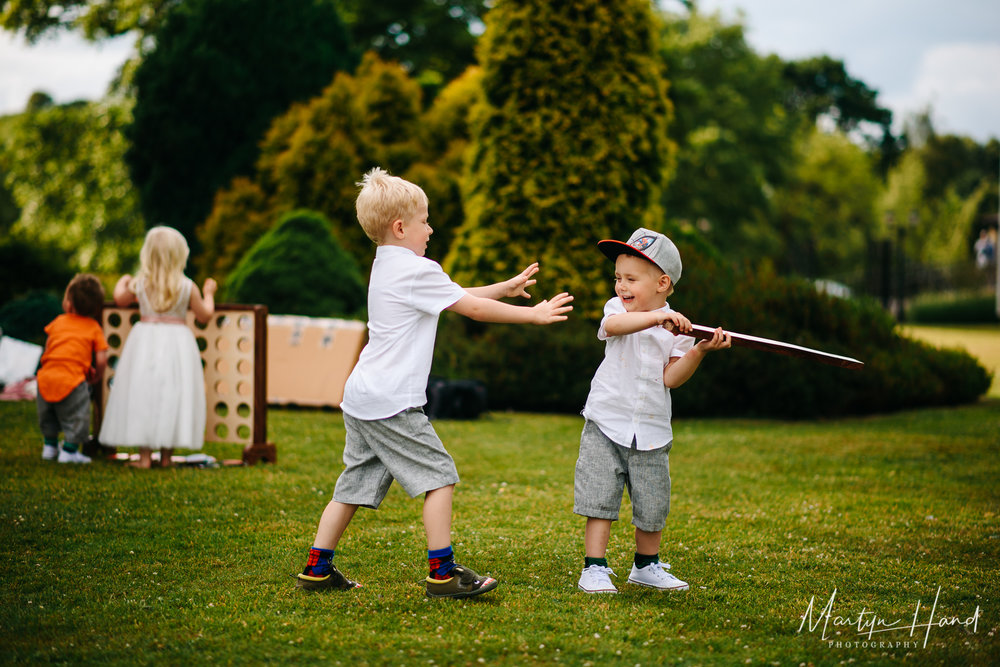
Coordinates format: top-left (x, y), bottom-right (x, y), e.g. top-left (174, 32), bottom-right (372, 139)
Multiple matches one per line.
top-left (432, 232), bottom-right (991, 418)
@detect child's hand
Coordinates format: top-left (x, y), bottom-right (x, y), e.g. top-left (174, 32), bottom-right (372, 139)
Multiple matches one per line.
top-left (504, 263), bottom-right (540, 299)
top-left (659, 310), bottom-right (692, 334)
top-left (696, 327), bottom-right (731, 352)
top-left (531, 292), bottom-right (574, 324)
top-left (203, 278), bottom-right (218, 296)
top-left (85, 367), bottom-right (99, 384)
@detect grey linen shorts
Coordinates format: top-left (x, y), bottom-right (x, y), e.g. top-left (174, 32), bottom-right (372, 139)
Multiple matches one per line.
top-left (36, 381), bottom-right (92, 445)
top-left (333, 408), bottom-right (460, 509)
top-left (573, 420), bottom-right (672, 532)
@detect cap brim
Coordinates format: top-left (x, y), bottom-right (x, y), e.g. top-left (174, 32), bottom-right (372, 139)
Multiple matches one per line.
top-left (598, 239), bottom-right (658, 267)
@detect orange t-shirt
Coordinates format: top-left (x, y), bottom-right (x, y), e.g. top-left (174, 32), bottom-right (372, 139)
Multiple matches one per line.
top-left (37, 313), bottom-right (109, 403)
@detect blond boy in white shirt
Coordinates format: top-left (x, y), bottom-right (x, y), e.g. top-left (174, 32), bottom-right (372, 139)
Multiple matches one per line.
top-left (575, 228), bottom-right (730, 594)
top-left (296, 167), bottom-right (574, 599)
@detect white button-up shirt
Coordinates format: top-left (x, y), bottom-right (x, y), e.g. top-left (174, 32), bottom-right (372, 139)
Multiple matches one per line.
top-left (340, 245), bottom-right (466, 420)
top-left (582, 297), bottom-right (694, 451)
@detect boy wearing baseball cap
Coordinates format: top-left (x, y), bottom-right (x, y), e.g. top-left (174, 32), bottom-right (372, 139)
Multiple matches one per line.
top-left (574, 228), bottom-right (730, 594)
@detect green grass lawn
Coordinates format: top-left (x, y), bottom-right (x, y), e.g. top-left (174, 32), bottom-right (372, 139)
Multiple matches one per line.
top-left (2, 400), bottom-right (998, 665)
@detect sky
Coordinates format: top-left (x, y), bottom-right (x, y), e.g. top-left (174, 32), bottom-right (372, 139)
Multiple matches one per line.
top-left (1, 1), bottom-right (999, 142)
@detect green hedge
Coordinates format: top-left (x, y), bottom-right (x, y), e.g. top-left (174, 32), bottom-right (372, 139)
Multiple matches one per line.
top-left (224, 209), bottom-right (365, 318)
top-left (432, 232), bottom-right (991, 418)
top-left (908, 291), bottom-right (999, 324)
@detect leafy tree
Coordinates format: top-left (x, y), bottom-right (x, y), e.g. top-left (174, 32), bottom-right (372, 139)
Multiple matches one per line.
top-left (0, 100), bottom-right (144, 274)
top-left (658, 7), bottom-right (797, 265)
top-left (197, 53), bottom-right (431, 280)
top-left (0, 0), bottom-right (179, 41)
top-left (782, 55), bottom-right (899, 170)
top-left (771, 128), bottom-right (880, 282)
top-left (445, 0), bottom-right (674, 318)
top-left (126, 0), bottom-right (356, 252)
top-left (224, 210), bottom-right (365, 318)
top-left (335, 0), bottom-right (488, 86)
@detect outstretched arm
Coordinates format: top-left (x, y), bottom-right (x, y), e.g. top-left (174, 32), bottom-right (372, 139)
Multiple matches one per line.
top-left (463, 263), bottom-right (539, 300)
top-left (447, 291), bottom-right (573, 325)
top-left (662, 327), bottom-right (731, 388)
top-left (604, 309), bottom-right (692, 337)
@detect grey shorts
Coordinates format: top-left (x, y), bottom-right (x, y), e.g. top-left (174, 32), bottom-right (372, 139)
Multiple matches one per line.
top-left (37, 381), bottom-right (92, 444)
top-left (573, 420), bottom-right (672, 532)
top-left (333, 408), bottom-right (460, 509)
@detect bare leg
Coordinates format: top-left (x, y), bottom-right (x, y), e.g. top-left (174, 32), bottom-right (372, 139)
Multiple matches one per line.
top-left (584, 518), bottom-right (613, 558)
top-left (160, 448), bottom-right (174, 468)
top-left (635, 527), bottom-right (662, 556)
top-left (130, 447), bottom-right (153, 469)
top-left (312, 500), bottom-right (359, 550)
top-left (423, 485), bottom-right (454, 551)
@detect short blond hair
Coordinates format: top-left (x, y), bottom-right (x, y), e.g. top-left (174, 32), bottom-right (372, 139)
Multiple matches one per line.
top-left (355, 167), bottom-right (428, 243)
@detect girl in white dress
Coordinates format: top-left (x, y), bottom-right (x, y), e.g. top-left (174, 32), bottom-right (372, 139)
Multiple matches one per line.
top-left (99, 226), bottom-right (217, 468)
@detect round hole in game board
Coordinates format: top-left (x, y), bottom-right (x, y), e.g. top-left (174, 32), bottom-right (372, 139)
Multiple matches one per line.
top-left (215, 358), bottom-right (229, 374)
top-left (215, 423), bottom-right (228, 439)
top-left (108, 312), bottom-right (121, 327)
top-left (237, 336), bottom-right (251, 353)
top-left (237, 403), bottom-right (251, 417)
top-left (236, 381), bottom-right (251, 397)
top-left (237, 425), bottom-right (251, 439)
top-left (214, 380), bottom-right (229, 396)
top-left (194, 318), bottom-right (208, 330)
top-left (108, 355), bottom-right (118, 369)
top-left (214, 401), bottom-right (228, 417)
top-left (108, 333), bottom-right (121, 348)
top-left (196, 336), bottom-right (207, 352)
top-left (237, 359), bottom-right (250, 375)
top-left (238, 314), bottom-right (252, 331)
top-left (129, 312), bottom-right (140, 325)
top-left (216, 314), bottom-right (229, 329)
top-left (200, 357), bottom-right (206, 369)
top-left (215, 336), bottom-right (229, 351)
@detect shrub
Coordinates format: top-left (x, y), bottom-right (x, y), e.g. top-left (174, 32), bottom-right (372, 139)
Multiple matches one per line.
top-left (0, 238), bottom-right (74, 305)
top-left (908, 290), bottom-right (999, 324)
top-left (433, 232), bottom-right (992, 418)
top-left (0, 290), bottom-right (63, 345)
top-left (223, 210), bottom-right (365, 318)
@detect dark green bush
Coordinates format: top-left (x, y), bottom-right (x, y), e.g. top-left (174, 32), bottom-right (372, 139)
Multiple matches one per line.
top-left (0, 290), bottom-right (63, 345)
top-left (0, 238), bottom-right (74, 305)
top-left (224, 210), bottom-right (365, 318)
top-left (908, 291), bottom-right (999, 324)
top-left (432, 232), bottom-right (991, 418)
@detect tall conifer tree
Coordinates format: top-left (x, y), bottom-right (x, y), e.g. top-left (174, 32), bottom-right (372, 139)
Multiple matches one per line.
top-left (444, 0), bottom-right (674, 317)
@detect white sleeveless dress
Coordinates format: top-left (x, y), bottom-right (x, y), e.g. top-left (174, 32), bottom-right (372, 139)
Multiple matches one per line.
top-left (99, 277), bottom-right (206, 449)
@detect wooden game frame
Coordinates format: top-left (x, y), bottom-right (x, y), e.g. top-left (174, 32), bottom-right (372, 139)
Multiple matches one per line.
top-left (95, 303), bottom-right (276, 464)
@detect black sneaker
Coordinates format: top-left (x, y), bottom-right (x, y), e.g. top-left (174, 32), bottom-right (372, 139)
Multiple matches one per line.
top-left (293, 564), bottom-right (360, 591)
top-left (425, 564), bottom-right (499, 599)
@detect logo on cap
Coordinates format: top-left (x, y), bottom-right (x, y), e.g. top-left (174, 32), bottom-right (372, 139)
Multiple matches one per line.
top-left (630, 236), bottom-right (656, 252)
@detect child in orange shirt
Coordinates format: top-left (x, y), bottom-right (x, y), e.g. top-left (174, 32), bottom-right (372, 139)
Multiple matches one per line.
top-left (36, 274), bottom-right (110, 464)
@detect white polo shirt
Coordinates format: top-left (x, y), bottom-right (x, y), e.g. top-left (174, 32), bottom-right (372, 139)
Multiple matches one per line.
top-left (340, 245), bottom-right (466, 420)
top-left (582, 297), bottom-right (695, 451)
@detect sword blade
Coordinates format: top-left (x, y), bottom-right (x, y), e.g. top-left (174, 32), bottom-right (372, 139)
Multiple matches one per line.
top-left (686, 324), bottom-right (864, 370)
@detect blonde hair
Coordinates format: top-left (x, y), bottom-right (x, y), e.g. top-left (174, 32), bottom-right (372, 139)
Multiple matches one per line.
top-left (135, 226), bottom-right (189, 313)
top-left (355, 167), bottom-right (428, 243)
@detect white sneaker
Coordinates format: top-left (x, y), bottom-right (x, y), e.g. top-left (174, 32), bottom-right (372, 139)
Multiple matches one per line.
top-left (627, 562), bottom-right (689, 591)
top-left (42, 444), bottom-right (59, 460)
top-left (57, 449), bottom-right (92, 464)
top-left (578, 564), bottom-right (618, 594)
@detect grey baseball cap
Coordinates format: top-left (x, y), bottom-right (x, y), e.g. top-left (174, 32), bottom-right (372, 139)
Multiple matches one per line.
top-left (598, 227), bottom-right (682, 284)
